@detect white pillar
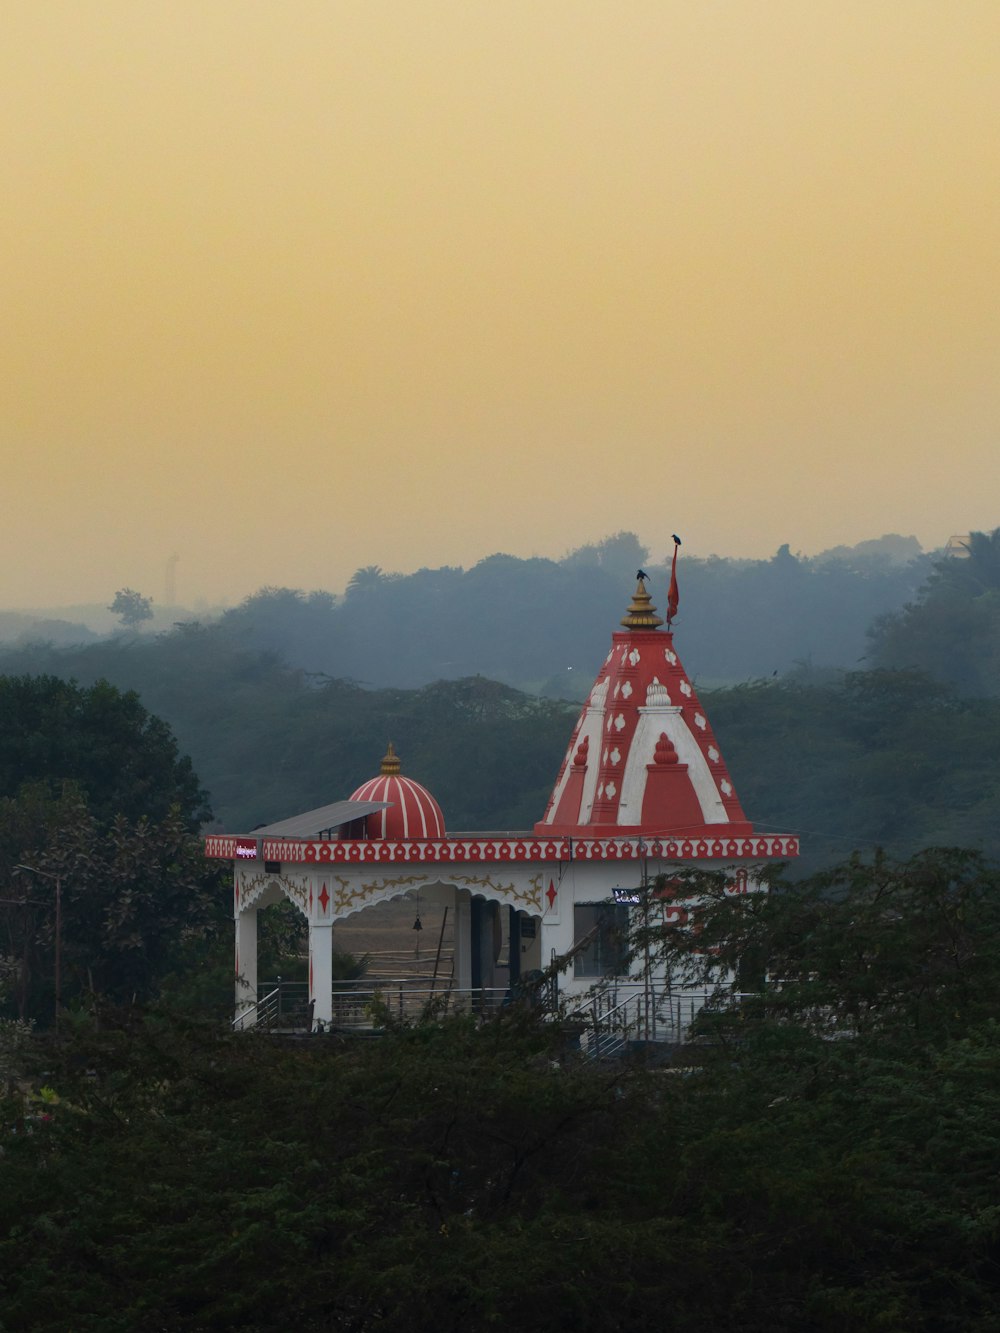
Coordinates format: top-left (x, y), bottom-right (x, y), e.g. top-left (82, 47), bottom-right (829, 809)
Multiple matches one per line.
top-left (235, 907), bottom-right (258, 1029)
top-left (453, 888), bottom-right (472, 992)
top-left (310, 922), bottom-right (334, 1030)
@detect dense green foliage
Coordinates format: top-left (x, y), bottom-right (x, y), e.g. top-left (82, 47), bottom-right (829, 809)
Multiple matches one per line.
top-left (0, 674), bottom-right (209, 829)
top-left (870, 527), bottom-right (1000, 696)
top-left (1, 618), bottom-right (998, 870)
top-left (0, 636), bottom-right (577, 833)
top-left (646, 847), bottom-right (1000, 1048)
top-left (4, 851), bottom-right (1000, 1331)
top-left (0, 787), bottom-right (226, 1018)
top-left (707, 668), bottom-right (1000, 872)
top-left (0, 678), bottom-right (224, 1023)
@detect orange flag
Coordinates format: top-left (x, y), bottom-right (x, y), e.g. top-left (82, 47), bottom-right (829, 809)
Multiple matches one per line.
top-left (667, 535), bottom-right (681, 627)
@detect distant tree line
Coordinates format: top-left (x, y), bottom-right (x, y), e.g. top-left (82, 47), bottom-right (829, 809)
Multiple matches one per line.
top-left (2, 530), bottom-right (932, 690)
top-left (205, 530), bottom-right (930, 691)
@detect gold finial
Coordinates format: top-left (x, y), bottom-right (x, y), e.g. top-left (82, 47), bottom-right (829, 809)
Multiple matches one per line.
top-left (620, 576), bottom-right (664, 630)
top-left (380, 742), bottom-right (402, 775)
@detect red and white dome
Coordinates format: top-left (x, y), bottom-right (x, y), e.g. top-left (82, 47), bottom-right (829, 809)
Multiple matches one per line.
top-left (535, 578), bottom-right (752, 839)
top-left (349, 744), bottom-right (446, 840)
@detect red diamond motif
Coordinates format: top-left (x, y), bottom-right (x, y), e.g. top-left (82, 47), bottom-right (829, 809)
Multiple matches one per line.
top-left (318, 883), bottom-right (330, 912)
top-left (546, 880), bottom-right (557, 909)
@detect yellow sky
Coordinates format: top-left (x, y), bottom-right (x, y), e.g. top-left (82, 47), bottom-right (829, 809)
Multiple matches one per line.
top-left (2, 2), bottom-right (999, 607)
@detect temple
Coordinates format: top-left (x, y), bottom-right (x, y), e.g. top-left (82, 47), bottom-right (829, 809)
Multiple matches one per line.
top-left (206, 575), bottom-right (797, 1036)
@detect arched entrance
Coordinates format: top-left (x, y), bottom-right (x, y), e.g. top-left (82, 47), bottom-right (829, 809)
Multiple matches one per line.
top-left (234, 863), bottom-right (544, 1031)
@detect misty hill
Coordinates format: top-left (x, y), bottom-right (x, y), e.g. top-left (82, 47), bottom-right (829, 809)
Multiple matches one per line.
top-left (0, 601), bottom-right (226, 641)
top-left (2, 574), bottom-right (998, 873)
top-left (0, 629), bottom-right (576, 835)
top-left (0, 611), bottom-right (101, 648)
top-left (2, 532), bottom-right (930, 692)
top-left (210, 531), bottom-right (930, 693)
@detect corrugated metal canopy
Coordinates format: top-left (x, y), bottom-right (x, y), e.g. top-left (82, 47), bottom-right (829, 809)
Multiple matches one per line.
top-left (245, 799), bottom-right (390, 840)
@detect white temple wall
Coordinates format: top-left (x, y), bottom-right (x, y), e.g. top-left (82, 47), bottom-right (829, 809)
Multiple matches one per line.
top-left (542, 857), bottom-right (765, 1002)
top-left (233, 855), bottom-right (768, 1024)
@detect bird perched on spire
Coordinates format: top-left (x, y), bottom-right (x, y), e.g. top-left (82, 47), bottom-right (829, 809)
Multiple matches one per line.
top-left (636, 568), bottom-right (649, 581)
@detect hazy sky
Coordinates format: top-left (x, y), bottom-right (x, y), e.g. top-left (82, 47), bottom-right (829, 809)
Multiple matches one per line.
top-left (3, 2), bottom-right (999, 608)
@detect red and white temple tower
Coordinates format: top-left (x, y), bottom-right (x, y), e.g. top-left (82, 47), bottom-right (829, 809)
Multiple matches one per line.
top-left (207, 576), bottom-right (798, 1031)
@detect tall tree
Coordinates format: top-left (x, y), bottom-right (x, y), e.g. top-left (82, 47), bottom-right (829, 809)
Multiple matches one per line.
top-left (869, 527), bottom-right (1000, 696)
top-left (0, 675), bottom-right (209, 829)
top-left (642, 846), bottom-right (1000, 1047)
top-left (109, 587), bottom-right (153, 630)
top-left (0, 785), bottom-right (226, 1019)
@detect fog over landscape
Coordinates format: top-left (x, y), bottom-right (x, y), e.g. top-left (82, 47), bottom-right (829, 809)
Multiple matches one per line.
top-left (0, 527), bottom-right (934, 685)
top-left (4, 3), bottom-right (1000, 611)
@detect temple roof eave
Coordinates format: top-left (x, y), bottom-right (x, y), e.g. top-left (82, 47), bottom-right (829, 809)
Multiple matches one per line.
top-left (207, 831), bottom-right (799, 864)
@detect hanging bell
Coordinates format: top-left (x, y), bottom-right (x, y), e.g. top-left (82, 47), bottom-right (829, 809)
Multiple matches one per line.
top-left (412, 914), bottom-right (423, 932)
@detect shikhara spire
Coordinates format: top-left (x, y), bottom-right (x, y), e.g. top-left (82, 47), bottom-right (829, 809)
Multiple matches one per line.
top-left (537, 573), bottom-right (750, 837)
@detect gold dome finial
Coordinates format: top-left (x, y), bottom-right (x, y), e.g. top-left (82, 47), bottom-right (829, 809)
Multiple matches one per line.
top-left (620, 576), bottom-right (664, 630)
top-left (380, 742), bottom-right (402, 775)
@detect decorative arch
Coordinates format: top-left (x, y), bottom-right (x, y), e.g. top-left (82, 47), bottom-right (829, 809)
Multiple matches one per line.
top-left (238, 867), bottom-right (308, 915)
top-left (317, 868), bottom-right (544, 922)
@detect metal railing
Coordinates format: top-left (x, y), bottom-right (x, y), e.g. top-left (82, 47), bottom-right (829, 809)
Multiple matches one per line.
top-left (233, 976), bottom-right (749, 1048)
top-left (234, 978), bottom-right (512, 1032)
top-left (328, 981), bottom-right (510, 1030)
top-left (233, 980), bottom-right (310, 1032)
top-left (579, 990), bottom-right (643, 1060)
top-left (233, 986), bottom-right (278, 1032)
top-left (566, 986), bottom-right (752, 1059)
